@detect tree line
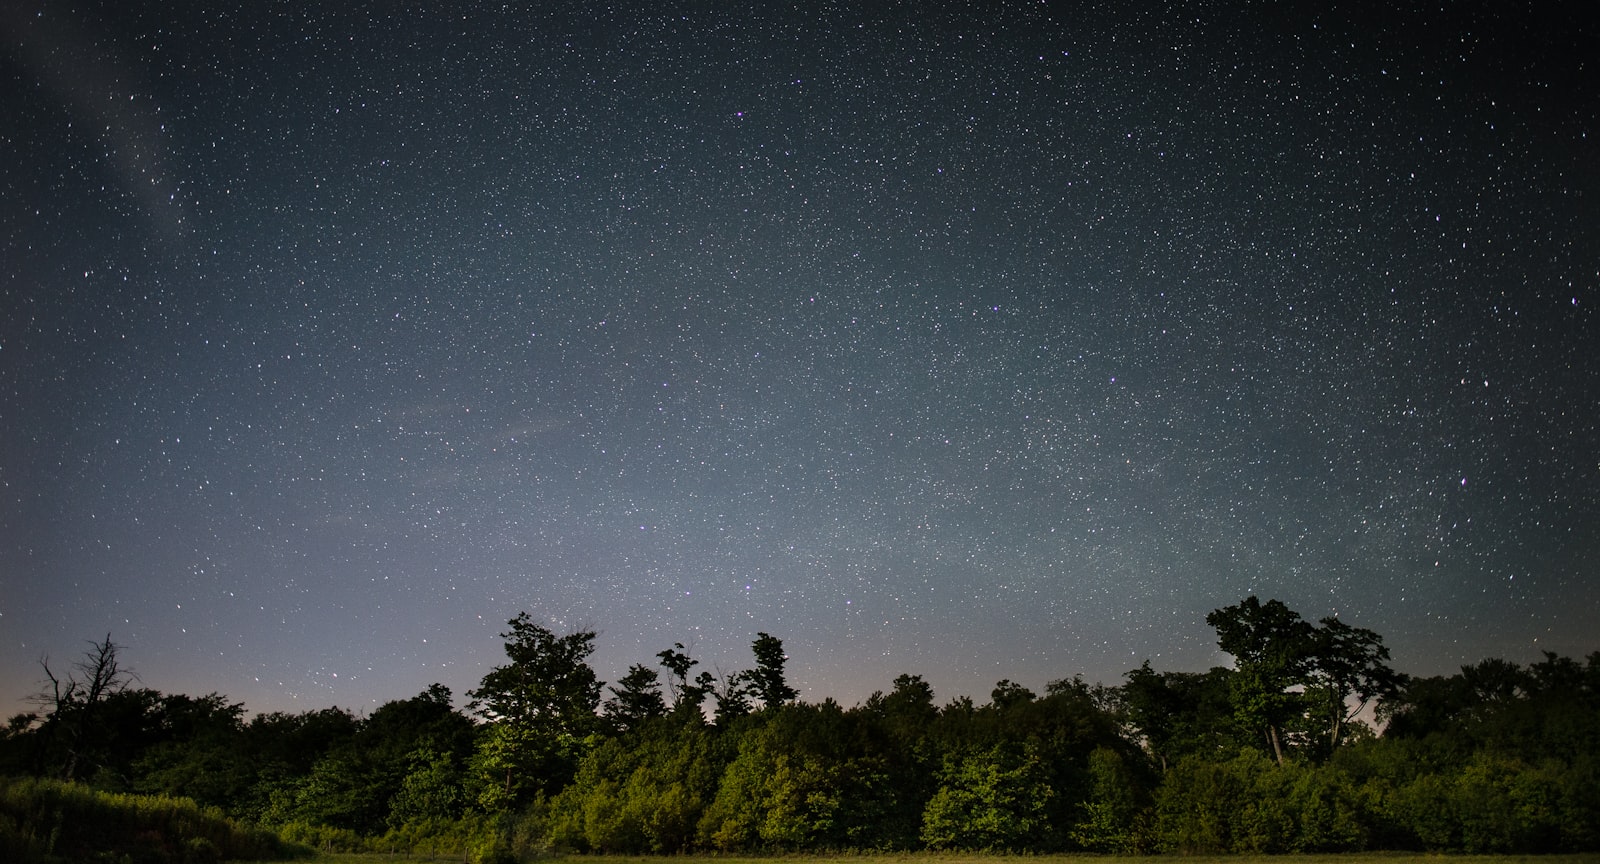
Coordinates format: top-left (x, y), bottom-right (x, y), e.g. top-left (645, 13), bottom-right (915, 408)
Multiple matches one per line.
top-left (3, 597), bottom-right (1597, 858)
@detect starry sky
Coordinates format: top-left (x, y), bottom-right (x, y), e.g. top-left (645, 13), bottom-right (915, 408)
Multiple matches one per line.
top-left (3, 1), bottom-right (1597, 717)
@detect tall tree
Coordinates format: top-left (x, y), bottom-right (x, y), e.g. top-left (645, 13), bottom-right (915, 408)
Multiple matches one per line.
top-left (657, 643), bottom-right (714, 718)
top-left (470, 614), bottom-right (601, 728)
top-left (1208, 598), bottom-right (1400, 763)
top-left (1122, 663), bottom-right (1241, 769)
top-left (710, 668), bottom-right (755, 725)
top-left (1305, 617), bottom-right (1403, 751)
top-left (1123, 662), bottom-right (1185, 771)
top-left (603, 664), bottom-right (667, 733)
top-left (747, 633), bottom-right (798, 708)
top-left (35, 634), bottom-right (135, 781)
top-left (467, 613), bottom-right (601, 805)
top-left (1206, 597), bottom-right (1315, 764)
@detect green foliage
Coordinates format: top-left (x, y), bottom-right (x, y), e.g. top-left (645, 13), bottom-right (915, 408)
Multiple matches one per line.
top-left (921, 742), bottom-right (1056, 850)
top-left (698, 705), bottom-right (858, 850)
top-left (1306, 617), bottom-right (1404, 752)
top-left (1123, 661), bottom-right (1243, 768)
top-left (1070, 746), bottom-right (1148, 852)
top-left (1207, 597), bottom-right (1317, 763)
top-left (988, 679), bottom-right (1035, 710)
top-left (387, 745), bottom-right (465, 829)
top-left (8, 610), bottom-right (1599, 857)
top-left (710, 670), bottom-right (756, 725)
top-left (874, 674), bottom-right (938, 733)
top-left (0, 775), bottom-right (295, 862)
top-left (272, 747), bottom-right (384, 832)
top-left (1367, 751), bottom-right (1589, 853)
top-left (1206, 597), bottom-right (1401, 764)
top-left (1154, 750), bottom-right (1369, 854)
top-left (252, 687), bottom-right (472, 837)
top-left (549, 718), bottom-right (727, 853)
top-left (466, 722), bottom-right (542, 812)
top-left (467, 614), bottom-right (602, 809)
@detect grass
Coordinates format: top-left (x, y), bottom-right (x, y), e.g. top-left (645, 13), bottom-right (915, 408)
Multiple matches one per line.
top-left (0, 775), bottom-right (293, 863)
top-left (302, 855), bottom-right (1600, 864)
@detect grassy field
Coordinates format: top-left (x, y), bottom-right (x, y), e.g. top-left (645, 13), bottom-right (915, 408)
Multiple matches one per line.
top-left (303, 854), bottom-right (1600, 864)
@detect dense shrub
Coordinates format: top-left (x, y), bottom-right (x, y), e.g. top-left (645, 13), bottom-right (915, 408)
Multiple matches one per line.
top-left (0, 775), bottom-right (295, 862)
top-left (1154, 750), bottom-right (1369, 854)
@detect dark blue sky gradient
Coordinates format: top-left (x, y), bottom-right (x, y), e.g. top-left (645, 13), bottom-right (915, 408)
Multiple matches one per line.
top-left (3, 1), bottom-right (1597, 716)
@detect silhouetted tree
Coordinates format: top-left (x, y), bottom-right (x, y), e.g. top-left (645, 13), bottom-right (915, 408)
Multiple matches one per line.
top-left (1122, 662), bottom-right (1241, 769)
top-left (989, 679), bottom-right (1036, 710)
top-left (604, 664), bottom-right (667, 733)
top-left (1306, 616), bottom-right (1403, 752)
top-left (467, 613), bottom-right (601, 806)
top-left (876, 673), bottom-right (937, 731)
top-left (657, 642), bottom-right (714, 719)
top-left (748, 632), bottom-right (798, 708)
top-left (710, 668), bottom-right (754, 725)
top-left (34, 634), bottom-right (135, 781)
top-left (1207, 597), bottom-right (1317, 763)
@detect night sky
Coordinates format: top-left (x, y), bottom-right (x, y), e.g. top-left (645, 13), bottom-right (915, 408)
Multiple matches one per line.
top-left (3, 2), bottom-right (1597, 718)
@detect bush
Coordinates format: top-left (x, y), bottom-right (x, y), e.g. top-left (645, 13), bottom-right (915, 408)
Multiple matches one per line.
top-left (0, 775), bottom-right (297, 862)
top-left (1154, 751), bottom-right (1369, 854)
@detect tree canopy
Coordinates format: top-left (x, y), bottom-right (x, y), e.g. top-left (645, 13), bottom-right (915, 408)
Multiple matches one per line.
top-left (4, 600), bottom-right (1596, 858)
top-left (1206, 596), bottom-right (1403, 763)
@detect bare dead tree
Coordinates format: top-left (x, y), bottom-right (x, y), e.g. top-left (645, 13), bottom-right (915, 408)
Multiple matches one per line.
top-left (35, 633), bottom-right (135, 781)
